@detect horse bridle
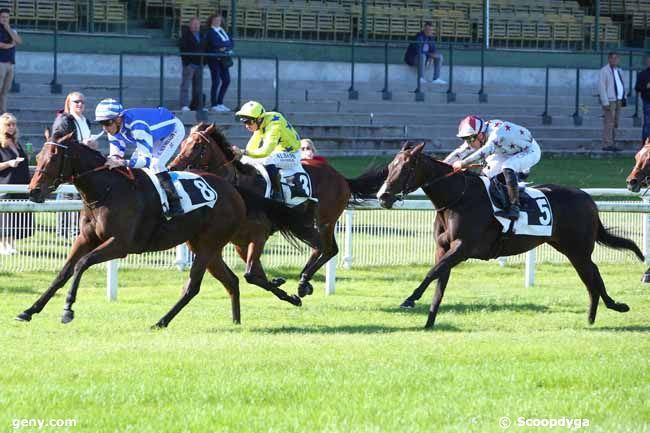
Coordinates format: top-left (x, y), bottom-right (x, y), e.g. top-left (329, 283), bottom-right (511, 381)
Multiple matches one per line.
top-left (35, 141), bottom-right (75, 188)
top-left (396, 151), bottom-right (469, 212)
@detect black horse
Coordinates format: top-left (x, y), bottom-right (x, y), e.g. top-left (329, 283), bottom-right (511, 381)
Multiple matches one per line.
top-left (377, 143), bottom-right (644, 329)
top-left (16, 130), bottom-right (246, 328)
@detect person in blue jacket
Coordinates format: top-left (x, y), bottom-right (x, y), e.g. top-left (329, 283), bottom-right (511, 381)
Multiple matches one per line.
top-left (205, 14), bottom-right (233, 113)
top-left (404, 22), bottom-right (445, 85)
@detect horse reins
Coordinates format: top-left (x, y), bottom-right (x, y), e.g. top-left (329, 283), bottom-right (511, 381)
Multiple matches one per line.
top-left (397, 152), bottom-right (471, 212)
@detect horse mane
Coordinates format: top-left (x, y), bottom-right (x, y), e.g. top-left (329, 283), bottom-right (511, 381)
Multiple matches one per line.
top-left (203, 123), bottom-right (256, 175)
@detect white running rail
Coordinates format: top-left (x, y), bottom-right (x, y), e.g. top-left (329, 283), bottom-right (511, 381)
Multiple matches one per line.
top-left (2, 185), bottom-right (649, 297)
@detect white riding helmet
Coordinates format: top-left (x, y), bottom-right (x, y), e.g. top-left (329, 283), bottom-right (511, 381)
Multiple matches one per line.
top-left (456, 115), bottom-right (486, 138)
top-left (95, 98), bottom-right (124, 122)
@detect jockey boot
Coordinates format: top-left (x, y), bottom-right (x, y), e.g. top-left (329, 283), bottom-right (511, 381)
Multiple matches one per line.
top-left (157, 171), bottom-right (184, 218)
top-left (270, 171), bottom-right (284, 201)
top-left (495, 168), bottom-right (520, 221)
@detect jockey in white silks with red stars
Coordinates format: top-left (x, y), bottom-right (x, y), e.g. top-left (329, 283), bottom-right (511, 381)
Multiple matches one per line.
top-left (444, 115), bottom-right (541, 221)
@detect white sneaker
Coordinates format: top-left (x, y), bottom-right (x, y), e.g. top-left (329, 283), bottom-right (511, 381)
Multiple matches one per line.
top-left (216, 104), bottom-right (231, 112)
top-left (181, 106), bottom-right (190, 112)
top-left (419, 77), bottom-right (428, 84)
top-left (432, 78), bottom-right (447, 84)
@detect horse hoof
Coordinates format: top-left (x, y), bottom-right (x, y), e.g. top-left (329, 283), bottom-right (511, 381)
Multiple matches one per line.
top-left (298, 282), bottom-right (313, 298)
top-left (15, 312), bottom-right (32, 322)
top-left (271, 277), bottom-right (286, 287)
top-left (61, 309), bottom-right (74, 324)
top-left (289, 295), bottom-right (302, 307)
top-left (641, 273), bottom-right (650, 283)
top-left (400, 299), bottom-right (415, 309)
top-left (151, 322), bottom-right (166, 330)
top-left (614, 303), bottom-right (630, 313)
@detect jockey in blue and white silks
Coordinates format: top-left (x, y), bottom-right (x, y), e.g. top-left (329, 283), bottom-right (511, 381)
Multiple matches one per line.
top-left (95, 98), bottom-right (186, 217)
top-left (95, 99), bottom-right (185, 173)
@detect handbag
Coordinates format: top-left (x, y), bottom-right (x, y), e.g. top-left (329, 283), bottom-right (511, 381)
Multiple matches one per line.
top-left (220, 55), bottom-right (234, 68)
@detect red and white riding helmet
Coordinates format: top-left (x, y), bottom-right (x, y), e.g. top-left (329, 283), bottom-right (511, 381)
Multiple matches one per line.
top-left (456, 115), bottom-right (486, 138)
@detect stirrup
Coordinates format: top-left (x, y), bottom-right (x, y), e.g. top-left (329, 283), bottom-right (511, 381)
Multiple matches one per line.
top-left (495, 205), bottom-right (520, 220)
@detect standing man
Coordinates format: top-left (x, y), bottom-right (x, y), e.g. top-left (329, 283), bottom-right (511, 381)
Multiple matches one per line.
top-left (598, 52), bottom-right (626, 152)
top-left (635, 54), bottom-right (650, 144)
top-left (179, 17), bottom-right (203, 112)
top-left (404, 21), bottom-right (445, 85)
top-left (0, 8), bottom-right (21, 114)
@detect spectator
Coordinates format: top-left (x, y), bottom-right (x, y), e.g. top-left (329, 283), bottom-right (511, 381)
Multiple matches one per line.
top-left (0, 8), bottom-right (22, 114)
top-left (598, 52), bottom-right (627, 152)
top-left (404, 22), bottom-right (445, 85)
top-left (635, 54), bottom-right (650, 143)
top-left (179, 17), bottom-right (204, 112)
top-left (300, 138), bottom-right (327, 163)
top-left (54, 91), bottom-right (98, 238)
top-left (205, 14), bottom-right (233, 113)
top-left (0, 112), bottom-right (31, 254)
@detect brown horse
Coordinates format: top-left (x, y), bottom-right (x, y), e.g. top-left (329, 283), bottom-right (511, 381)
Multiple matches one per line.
top-left (168, 123), bottom-right (386, 299)
top-left (15, 132), bottom-right (247, 328)
top-left (624, 137), bottom-right (650, 282)
top-left (377, 142), bottom-right (643, 329)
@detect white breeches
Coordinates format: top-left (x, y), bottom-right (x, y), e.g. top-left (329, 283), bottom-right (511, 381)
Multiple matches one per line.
top-left (150, 118), bottom-right (185, 173)
top-left (482, 140), bottom-right (541, 178)
top-left (245, 150), bottom-right (303, 172)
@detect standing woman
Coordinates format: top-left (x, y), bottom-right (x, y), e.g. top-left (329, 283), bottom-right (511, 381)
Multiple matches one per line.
top-left (205, 14), bottom-right (233, 113)
top-left (55, 91), bottom-right (98, 148)
top-left (53, 91), bottom-right (98, 238)
top-left (0, 112), bottom-right (32, 254)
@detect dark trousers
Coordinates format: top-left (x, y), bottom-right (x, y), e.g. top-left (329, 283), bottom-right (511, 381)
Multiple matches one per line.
top-left (208, 61), bottom-right (230, 106)
top-left (641, 101), bottom-right (650, 143)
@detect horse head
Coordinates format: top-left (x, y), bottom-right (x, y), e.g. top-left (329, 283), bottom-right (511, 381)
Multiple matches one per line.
top-left (28, 132), bottom-right (77, 203)
top-left (626, 138), bottom-right (650, 192)
top-left (170, 123), bottom-right (231, 172)
top-left (377, 142), bottom-right (427, 209)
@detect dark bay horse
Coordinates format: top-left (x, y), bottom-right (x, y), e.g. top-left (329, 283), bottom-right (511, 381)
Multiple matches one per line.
top-left (624, 137), bottom-right (650, 282)
top-left (15, 133), bottom-right (247, 328)
top-left (168, 123), bottom-right (386, 299)
top-left (377, 142), bottom-right (643, 329)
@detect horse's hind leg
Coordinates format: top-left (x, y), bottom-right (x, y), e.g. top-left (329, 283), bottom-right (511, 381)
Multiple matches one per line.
top-left (566, 255), bottom-right (629, 324)
top-left (154, 253), bottom-right (210, 328)
top-left (239, 238), bottom-right (302, 307)
top-left (16, 236), bottom-right (97, 322)
top-left (206, 253), bottom-right (241, 324)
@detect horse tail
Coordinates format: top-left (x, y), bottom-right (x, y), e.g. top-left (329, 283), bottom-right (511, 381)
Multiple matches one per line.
top-left (234, 186), bottom-right (314, 251)
top-left (345, 165), bottom-right (389, 200)
top-left (597, 221), bottom-right (645, 262)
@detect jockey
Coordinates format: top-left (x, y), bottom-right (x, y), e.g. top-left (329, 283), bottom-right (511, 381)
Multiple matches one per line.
top-left (444, 115), bottom-right (541, 221)
top-left (233, 100), bottom-right (302, 201)
top-left (95, 98), bottom-right (186, 218)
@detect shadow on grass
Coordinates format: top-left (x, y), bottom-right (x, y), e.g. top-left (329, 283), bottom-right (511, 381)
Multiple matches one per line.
top-left (590, 325), bottom-right (650, 333)
top-left (379, 302), bottom-right (549, 315)
top-left (1, 286), bottom-right (41, 295)
top-left (249, 323), bottom-right (461, 334)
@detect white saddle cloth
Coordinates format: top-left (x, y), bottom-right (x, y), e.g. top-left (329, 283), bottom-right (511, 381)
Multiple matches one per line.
top-left (479, 176), bottom-right (553, 237)
top-left (142, 168), bottom-right (218, 217)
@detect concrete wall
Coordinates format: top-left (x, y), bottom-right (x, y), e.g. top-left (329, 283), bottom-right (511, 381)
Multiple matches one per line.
top-left (15, 51), bottom-right (632, 93)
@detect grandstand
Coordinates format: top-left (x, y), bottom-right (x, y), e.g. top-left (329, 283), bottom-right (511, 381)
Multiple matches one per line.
top-left (4, 0), bottom-right (649, 156)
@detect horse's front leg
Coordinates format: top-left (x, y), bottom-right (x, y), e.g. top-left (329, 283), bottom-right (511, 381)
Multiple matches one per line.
top-left (16, 236), bottom-right (98, 322)
top-left (401, 243), bottom-right (449, 308)
top-left (61, 237), bottom-right (126, 324)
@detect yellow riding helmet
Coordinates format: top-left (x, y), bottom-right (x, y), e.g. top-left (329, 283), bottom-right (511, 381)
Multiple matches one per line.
top-left (235, 101), bottom-right (265, 119)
